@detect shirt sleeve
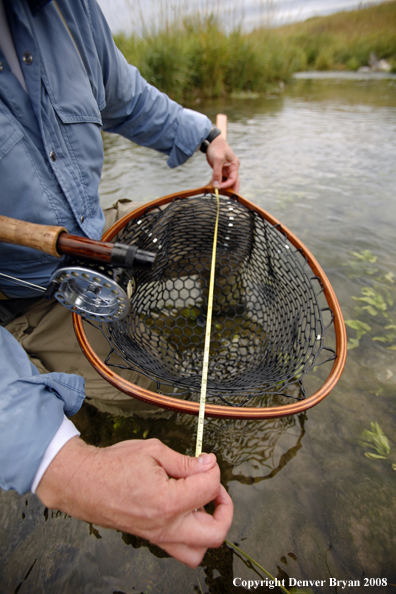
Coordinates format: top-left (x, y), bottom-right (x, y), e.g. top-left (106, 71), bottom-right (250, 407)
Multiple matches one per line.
top-left (87, 0), bottom-right (212, 167)
top-left (31, 415), bottom-right (81, 493)
top-left (0, 326), bottom-right (85, 494)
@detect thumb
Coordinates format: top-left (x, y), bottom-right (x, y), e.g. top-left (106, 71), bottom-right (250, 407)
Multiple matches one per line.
top-left (153, 445), bottom-right (218, 479)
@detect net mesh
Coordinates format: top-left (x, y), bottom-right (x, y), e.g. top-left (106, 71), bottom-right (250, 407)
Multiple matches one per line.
top-left (89, 193), bottom-right (336, 407)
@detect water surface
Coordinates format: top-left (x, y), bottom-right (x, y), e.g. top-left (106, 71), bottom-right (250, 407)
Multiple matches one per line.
top-left (1, 78), bottom-right (396, 593)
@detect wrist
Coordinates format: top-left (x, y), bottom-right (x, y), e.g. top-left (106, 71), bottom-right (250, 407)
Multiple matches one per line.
top-left (200, 126), bottom-right (221, 153)
top-left (36, 437), bottom-right (96, 512)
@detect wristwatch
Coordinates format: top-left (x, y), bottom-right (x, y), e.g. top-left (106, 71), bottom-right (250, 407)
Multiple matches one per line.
top-left (200, 126), bottom-right (221, 153)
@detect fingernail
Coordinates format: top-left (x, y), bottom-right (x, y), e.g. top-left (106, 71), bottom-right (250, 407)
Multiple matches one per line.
top-left (213, 181), bottom-right (220, 188)
top-left (198, 453), bottom-right (213, 464)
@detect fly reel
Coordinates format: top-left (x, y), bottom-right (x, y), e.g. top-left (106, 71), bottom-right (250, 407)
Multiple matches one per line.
top-left (0, 214), bottom-right (155, 322)
top-left (50, 265), bottom-right (133, 322)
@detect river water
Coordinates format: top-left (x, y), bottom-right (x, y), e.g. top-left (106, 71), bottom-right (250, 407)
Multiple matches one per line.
top-left (1, 77), bottom-right (395, 593)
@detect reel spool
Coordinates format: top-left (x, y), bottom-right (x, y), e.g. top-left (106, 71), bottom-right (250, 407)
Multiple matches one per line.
top-left (50, 265), bottom-right (131, 322)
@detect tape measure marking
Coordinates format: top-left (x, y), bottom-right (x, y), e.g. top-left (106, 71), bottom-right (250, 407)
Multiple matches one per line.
top-left (195, 188), bottom-right (220, 457)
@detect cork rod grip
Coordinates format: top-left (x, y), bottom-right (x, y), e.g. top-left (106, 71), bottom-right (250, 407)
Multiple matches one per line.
top-left (0, 215), bottom-right (67, 257)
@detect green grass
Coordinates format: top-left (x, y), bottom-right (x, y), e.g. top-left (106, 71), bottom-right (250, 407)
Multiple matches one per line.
top-left (114, 1), bottom-right (396, 101)
top-left (274, 0), bottom-right (396, 71)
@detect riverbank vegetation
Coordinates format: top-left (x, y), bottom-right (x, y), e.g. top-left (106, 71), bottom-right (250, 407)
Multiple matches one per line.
top-left (114, 1), bottom-right (396, 101)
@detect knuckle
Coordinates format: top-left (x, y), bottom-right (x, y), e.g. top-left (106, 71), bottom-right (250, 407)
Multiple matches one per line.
top-left (144, 438), bottom-right (165, 457)
top-left (179, 454), bottom-right (193, 474)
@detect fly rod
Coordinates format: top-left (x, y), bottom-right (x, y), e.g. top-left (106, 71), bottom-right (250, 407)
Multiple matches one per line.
top-left (0, 215), bottom-right (156, 270)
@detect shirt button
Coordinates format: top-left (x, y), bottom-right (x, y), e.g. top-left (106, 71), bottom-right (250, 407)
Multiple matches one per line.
top-left (49, 151), bottom-right (57, 162)
top-left (23, 53), bottom-right (33, 65)
top-left (80, 215), bottom-right (84, 223)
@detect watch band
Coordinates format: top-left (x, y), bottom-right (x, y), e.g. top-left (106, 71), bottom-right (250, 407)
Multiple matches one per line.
top-left (200, 126), bottom-right (221, 153)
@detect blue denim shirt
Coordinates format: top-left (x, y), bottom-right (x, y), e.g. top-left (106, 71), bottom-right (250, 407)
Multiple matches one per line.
top-left (0, 0), bottom-right (211, 493)
top-left (0, 0), bottom-right (211, 298)
top-left (0, 325), bottom-right (85, 493)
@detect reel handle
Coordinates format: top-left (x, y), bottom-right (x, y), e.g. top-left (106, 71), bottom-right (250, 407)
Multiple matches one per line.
top-left (0, 215), bottom-right (156, 270)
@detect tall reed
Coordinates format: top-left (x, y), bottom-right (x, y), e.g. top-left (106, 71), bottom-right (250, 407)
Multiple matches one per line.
top-left (114, 1), bottom-right (396, 101)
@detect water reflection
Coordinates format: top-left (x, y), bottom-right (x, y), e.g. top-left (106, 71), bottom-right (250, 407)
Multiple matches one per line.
top-left (68, 401), bottom-right (306, 489)
top-left (177, 413), bottom-right (307, 486)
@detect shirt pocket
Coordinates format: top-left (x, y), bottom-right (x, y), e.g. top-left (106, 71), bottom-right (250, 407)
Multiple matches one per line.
top-left (40, 60), bottom-right (105, 224)
top-left (44, 70), bottom-right (103, 127)
top-left (40, 33), bottom-right (103, 128)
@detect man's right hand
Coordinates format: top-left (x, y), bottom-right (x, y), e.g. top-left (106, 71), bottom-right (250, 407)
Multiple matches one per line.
top-left (36, 436), bottom-right (234, 568)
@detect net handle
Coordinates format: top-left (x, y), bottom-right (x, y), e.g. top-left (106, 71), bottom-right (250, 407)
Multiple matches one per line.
top-left (216, 113), bottom-right (227, 139)
top-left (73, 187), bottom-right (347, 419)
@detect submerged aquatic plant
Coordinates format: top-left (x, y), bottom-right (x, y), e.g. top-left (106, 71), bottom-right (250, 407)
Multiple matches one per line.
top-left (359, 422), bottom-right (396, 471)
top-left (344, 250), bottom-right (396, 350)
top-left (225, 540), bottom-right (314, 594)
top-left (345, 319), bottom-right (371, 350)
top-left (360, 422), bottom-right (390, 459)
top-left (352, 286), bottom-right (389, 316)
top-left (351, 250), bottom-right (377, 264)
top-left (226, 540), bottom-right (287, 591)
top-left (343, 249), bottom-right (379, 279)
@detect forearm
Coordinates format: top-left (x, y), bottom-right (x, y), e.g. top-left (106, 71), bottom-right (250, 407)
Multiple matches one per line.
top-left (102, 65), bottom-right (212, 167)
top-left (87, 0), bottom-right (211, 166)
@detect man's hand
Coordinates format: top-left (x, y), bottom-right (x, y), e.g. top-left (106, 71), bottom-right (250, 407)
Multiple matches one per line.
top-left (206, 136), bottom-right (240, 192)
top-left (36, 437), bottom-right (233, 568)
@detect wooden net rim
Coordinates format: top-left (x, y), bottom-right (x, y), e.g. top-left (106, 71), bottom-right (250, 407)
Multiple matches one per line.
top-left (73, 187), bottom-right (347, 419)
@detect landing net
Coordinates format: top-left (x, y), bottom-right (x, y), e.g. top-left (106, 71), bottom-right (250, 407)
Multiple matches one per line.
top-left (87, 193), bottom-right (336, 408)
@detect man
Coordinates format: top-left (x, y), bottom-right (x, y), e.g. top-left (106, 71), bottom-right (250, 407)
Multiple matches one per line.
top-left (0, 0), bottom-right (239, 567)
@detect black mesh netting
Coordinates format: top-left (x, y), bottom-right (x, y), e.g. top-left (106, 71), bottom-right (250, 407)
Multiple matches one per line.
top-left (91, 193), bottom-right (336, 406)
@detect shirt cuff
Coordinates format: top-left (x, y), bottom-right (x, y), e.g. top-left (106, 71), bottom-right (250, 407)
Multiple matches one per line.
top-left (31, 415), bottom-right (80, 493)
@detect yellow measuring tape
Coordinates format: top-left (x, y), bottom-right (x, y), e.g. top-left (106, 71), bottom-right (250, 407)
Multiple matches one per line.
top-left (195, 187), bottom-right (220, 457)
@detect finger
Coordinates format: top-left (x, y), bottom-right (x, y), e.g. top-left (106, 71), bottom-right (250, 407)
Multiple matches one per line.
top-left (159, 541), bottom-right (207, 568)
top-left (191, 485), bottom-right (234, 532)
top-left (163, 465), bottom-right (221, 515)
top-left (234, 178), bottom-right (241, 192)
top-left (147, 440), bottom-right (217, 479)
top-left (159, 484), bottom-right (233, 549)
top-left (219, 163), bottom-right (240, 191)
top-left (210, 156), bottom-right (224, 188)
top-left (211, 484), bottom-right (234, 528)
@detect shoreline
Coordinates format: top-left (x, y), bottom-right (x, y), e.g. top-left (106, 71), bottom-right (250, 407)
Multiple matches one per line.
top-left (293, 71), bottom-right (396, 80)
